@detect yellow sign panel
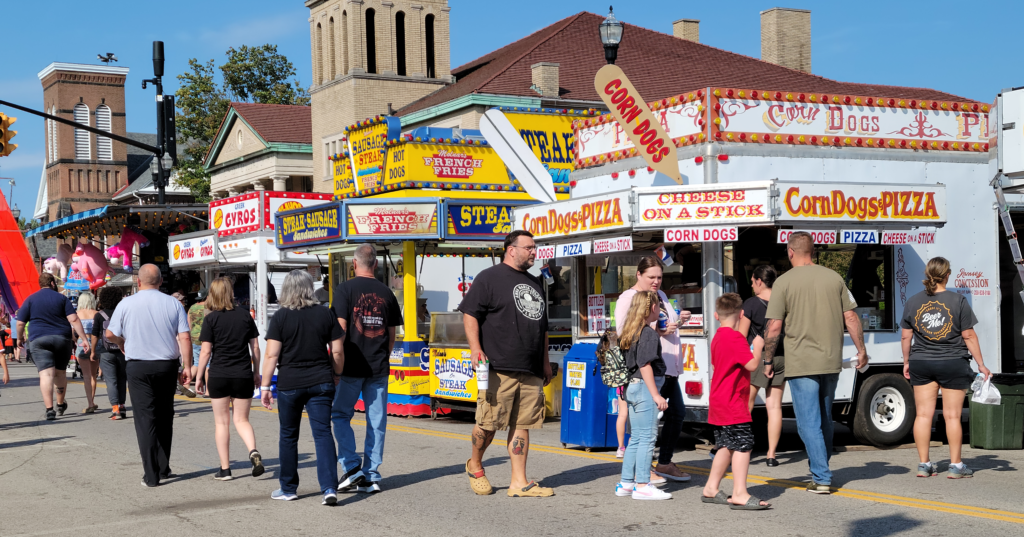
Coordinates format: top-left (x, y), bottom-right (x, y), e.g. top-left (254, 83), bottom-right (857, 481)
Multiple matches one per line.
top-left (333, 158), bottom-right (355, 198)
top-left (428, 347), bottom-right (478, 402)
top-left (504, 112), bottom-right (575, 187)
top-left (383, 143), bottom-right (512, 190)
top-left (348, 117), bottom-right (399, 192)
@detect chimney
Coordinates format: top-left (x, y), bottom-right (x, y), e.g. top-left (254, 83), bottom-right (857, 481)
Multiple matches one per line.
top-left (531, 62), bottom-right (560, 98)
top-left (673, 19), bottom-right (699, 42)
top-left (760, 8), bottom-right (811, 73)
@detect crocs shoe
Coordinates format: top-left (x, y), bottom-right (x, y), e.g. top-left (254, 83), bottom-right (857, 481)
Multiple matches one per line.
top-left (917, 462), bottom-right (938, 477)
top-left (507, 481), bottom-right (554, 497)
top-left (948, 463), bottom-right (974, 479)
top-left (466, 459), bottom-right (492, 495)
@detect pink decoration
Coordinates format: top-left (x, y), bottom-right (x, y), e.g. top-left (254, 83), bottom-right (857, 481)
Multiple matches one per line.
top-left (71, 243), bottom-right (112, 291)
top-left (52, 243), bottom-right (74, 281)
top-left (106, 226), bottom-right (150, 270)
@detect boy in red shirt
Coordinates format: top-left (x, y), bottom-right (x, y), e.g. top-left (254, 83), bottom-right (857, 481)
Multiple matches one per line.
top-left (701, 293), bottom-right (770, 510)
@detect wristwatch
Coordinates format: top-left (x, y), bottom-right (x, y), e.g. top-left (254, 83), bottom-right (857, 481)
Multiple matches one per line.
top-left (762, 360), bottom-right (773, 366)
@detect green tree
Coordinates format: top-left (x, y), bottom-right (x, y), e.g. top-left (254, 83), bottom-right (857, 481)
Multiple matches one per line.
top-left (174, 46), bottom-right (309, 201)
top-left (221, 45), bottom-right (310, 105)
top-left (17, 217), bottom-right (39, 231)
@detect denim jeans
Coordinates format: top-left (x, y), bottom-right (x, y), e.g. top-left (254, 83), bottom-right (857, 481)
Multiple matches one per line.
top-left (332, 375), bottom-right (389, 482)
top-left (787, 374), bottom-right (840, 485)
top-left (657, 377), bottom-right (685, 465)
top-left (621, 376), bottom-right (665, 484)
top-left (277, 382), bottom-right (338, 494)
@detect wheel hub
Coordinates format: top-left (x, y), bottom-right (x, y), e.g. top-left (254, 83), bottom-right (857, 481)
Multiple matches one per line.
top-left (870, 386), bottom-right (906, 433)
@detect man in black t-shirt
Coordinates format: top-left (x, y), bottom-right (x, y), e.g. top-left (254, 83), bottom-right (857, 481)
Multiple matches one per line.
top-left (330, 244), bottom-right (402, 493)
top-left (459, 230), bottom-right (554, 498)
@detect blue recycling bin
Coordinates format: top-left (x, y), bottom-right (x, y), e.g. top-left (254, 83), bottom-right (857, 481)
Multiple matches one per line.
top-left (560, 343), bottom-right (620, 450)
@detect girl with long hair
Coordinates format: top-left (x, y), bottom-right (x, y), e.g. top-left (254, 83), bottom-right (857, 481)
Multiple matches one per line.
top-left (738, 265), bottom-right (785, 466)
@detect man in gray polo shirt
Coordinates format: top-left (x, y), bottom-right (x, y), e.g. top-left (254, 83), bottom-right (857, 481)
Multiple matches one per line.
top-left (106, 264), bottom-right (193, 487)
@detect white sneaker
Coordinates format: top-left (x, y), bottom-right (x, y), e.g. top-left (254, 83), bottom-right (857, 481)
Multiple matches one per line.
top-left (631, 484), bottom-right (672, 501)
top-left (648, 474), bottom-right (667, 486)
top-left (615, 447), bottom-right (625, 458)
top-left (614, 482), bottom-right (634, 497)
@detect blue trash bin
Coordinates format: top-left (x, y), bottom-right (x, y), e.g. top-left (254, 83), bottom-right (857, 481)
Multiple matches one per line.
top-left (560, 343), bottom-right (619, 450)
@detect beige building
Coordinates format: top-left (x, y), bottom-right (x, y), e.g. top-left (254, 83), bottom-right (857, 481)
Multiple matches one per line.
top-left (305, 0), bottom-right (453, 193)
top-left (205, 103), bottom-right (314, 199)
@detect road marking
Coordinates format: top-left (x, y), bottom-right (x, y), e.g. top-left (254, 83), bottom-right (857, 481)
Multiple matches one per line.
top-left (167, 394), bottom-right (1024, 524)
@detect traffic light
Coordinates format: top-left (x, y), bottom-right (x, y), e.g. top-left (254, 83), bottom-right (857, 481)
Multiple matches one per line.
top-left (0, 114), bottom-right (16, 157)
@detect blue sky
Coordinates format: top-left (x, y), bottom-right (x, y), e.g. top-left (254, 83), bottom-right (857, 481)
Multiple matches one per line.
top-left (1, 0), bottom-right (1020, 218)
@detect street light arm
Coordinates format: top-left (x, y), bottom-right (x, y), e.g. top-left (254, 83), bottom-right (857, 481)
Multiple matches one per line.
top-left (0, 99), bottom-right (162, 155)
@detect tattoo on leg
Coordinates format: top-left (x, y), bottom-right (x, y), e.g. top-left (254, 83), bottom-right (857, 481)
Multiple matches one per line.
top-left (511, 436), bottom-right (527, 456)
top-left (55, 387), bottom-right (65, 395)
top-left (472, 430), bottom-right (494, 450)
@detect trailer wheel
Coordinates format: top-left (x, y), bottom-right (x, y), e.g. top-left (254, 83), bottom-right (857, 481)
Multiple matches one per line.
top-left (852, 373), bottom-right (915, 446)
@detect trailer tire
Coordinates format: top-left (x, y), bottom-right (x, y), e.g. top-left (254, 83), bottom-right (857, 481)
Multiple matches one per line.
top-left (852, 373), bottom-right (915, 447)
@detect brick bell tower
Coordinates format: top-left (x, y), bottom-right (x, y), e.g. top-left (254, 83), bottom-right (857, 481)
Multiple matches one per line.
top-left (306, 0), bottom-right (452, 192)
top-left (39, 62), bottom-right (130, 221)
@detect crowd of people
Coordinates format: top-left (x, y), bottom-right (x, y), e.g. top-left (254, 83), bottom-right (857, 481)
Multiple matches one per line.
top-left (1, 231), bottom-right (993, 506)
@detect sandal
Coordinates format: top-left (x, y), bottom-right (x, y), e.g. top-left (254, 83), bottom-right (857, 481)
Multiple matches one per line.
top-left (466, 459), bottom-right (492, 495)
top-left (700, 490), bottom-right (730, 505)
top-left (507, 481), bottom-right (554, 498)
top-left (729, 495), bottom-right (771, 510)
top-left (82, 405), bottom-right (98, 414)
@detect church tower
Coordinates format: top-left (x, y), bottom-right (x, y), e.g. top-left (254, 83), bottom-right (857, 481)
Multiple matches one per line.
top-left (306, 0), bottom-right (452, 191)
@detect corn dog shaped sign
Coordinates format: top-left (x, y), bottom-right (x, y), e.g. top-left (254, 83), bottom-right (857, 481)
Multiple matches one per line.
top-left (594, 65), bottom-right (682, 184)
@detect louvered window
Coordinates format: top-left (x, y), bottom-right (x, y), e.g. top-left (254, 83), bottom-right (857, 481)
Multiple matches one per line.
top-left (73, 104), bottom-right (90, 160)
top-left (96, 105), bottom-right (112, 161)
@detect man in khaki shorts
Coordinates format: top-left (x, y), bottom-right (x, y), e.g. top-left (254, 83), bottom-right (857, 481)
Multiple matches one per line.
top-left (459, 230), bottom-right (554, 497)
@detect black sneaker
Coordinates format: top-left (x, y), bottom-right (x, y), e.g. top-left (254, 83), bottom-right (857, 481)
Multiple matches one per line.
top-left (250, 450), bottom-right (265, 477)
top-left (213, 468), bottom-right (234, 481)
top-left (45, 408), bottom-right (56, 421)
top-left (56, 402), bottom-right (68, 416)
top-left (338, 466), bottom-right (366, 492)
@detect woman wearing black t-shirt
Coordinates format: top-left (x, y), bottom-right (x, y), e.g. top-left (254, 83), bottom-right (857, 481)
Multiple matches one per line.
top-left (738, 265), bottom-right (784, 467)
top-left (195, 278), bottom-right (264, 481)
top-left (92, 286), bottom-right (127, 420)
top-left (261, 270), bottom-right (345, 505)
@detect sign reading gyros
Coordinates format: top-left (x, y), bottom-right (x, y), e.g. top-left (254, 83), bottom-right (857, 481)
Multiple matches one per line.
top-left (777, 182), bottom-right (946, 223)
top-left (777, 229), bottom-right (837, 244)
top-left (513, 190), bottom-right (631, 239)
top-left (169, 234), bottom-right (216, 267)
top-left (665, 226), bottom-right (738, 242)
top-left (636, 184), bottom-right (771, 228)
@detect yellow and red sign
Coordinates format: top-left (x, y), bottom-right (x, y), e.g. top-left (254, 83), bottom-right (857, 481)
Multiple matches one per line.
top-left (346, 202), bottom-right (440, 238)
top-left (778, 183), bottom-right (946, 223)
top-left (347, 116), bottom-right (400, 192)
top-left (333, 158), bottom-right (355, 198)
top-left (513, 190), bottom-right (631, 239)
top-left (594, 65), bottom-right (682, 184)
top-left (383, 143), bottom-right (511, 190)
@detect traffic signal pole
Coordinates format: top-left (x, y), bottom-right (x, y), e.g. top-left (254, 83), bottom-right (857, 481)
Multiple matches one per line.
top-left (0, 99), bottom-right (161, 155)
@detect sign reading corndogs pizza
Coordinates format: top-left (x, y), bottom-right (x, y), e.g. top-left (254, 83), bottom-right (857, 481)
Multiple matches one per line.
top-left (776, 182), bottom-right (946, 223)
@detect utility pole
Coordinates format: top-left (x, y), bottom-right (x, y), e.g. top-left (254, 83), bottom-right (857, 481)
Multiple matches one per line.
top-left (142, 41), bottom-right (176, 204)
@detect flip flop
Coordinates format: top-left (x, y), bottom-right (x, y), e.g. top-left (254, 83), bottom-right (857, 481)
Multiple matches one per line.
top-left (82, 406), bottom-right (98, 414)
top-left (700, 491), bottom-right (730, 505)
top-left (507, 481), bottom-right (554, 498)
top-left (466, 459), bottom-right (493, 495)
top-left (729, 495), bottom-right (771, 510)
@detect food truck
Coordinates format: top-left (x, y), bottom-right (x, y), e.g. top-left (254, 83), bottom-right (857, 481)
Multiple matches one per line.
top-left (274, 109), bottom-right (587, 416)
top-left (514, 86), bottom-right (1003, 446)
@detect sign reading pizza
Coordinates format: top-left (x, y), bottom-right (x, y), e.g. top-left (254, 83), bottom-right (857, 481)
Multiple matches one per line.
top-left (346, 202), bottom-right (440, 238)
top-left (777, 182), bottom-right (946, 223)
top-left (513, 190), bottom-right (631, 239)
top-left (635, 184), bottom-right (772, 228)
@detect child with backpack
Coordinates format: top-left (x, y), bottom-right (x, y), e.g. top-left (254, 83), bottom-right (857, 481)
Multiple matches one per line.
top-left (701, 293), bottom-right (770, 510)
top-left (609, 290), bottom-right (671, 500)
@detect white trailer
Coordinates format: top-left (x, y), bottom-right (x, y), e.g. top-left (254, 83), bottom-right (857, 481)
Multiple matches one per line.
top-left (515, 88), bottom-right (1004, 446)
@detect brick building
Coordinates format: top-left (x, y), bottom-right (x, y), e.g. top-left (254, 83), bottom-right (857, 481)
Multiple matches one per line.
top-left (38, 63), bottom-right (131, 221)
top-left (305, 0), bottom-right (453, 193)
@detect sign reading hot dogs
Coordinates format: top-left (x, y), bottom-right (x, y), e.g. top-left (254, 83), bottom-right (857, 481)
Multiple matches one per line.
top-left (594, 65), bottom-right (682, 184)
top-left (777, 182), bottom-right (946, 223)
top-left (636, 185), bottom-right (772, 228)
top-left (513, 190), bottom-right (631, 239)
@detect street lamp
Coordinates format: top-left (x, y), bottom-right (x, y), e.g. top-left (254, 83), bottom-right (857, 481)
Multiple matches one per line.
top-left (11, 204), bottom-right (20, 220)
top-left (599, 6), bottom-right (624, 65)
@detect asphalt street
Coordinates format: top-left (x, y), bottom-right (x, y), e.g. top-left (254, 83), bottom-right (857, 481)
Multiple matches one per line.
top-left (1, 362), bottom-right (1023, 537)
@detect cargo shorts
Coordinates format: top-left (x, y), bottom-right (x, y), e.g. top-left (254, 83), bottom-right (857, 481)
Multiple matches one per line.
top-left (475, 370), bottom-right (545, 431)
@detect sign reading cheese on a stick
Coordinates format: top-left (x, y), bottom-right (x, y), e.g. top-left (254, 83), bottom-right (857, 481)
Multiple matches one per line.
top-left (594, 65), bottom-right (682, 184)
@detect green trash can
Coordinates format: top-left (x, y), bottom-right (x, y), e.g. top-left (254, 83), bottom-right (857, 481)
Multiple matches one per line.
top-left (969, 374), bottom-right (1024, 450)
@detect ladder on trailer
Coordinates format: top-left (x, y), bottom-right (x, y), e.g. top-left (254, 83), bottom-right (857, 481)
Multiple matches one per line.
top-left (992, 174), bottom-right (1024, 304)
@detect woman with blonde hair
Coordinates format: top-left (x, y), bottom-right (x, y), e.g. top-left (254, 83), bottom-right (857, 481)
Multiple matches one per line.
top-left (901, 257), bottom-right (991, 479)
top-left (615, 290), bottom-right (671, 501)
top-left (195, 278), bottom-right (264, 481)
top-left (75, 292), bottom-right (100, 413)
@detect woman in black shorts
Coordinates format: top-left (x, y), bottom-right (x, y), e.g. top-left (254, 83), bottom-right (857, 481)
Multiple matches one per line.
top-left (901, 257), bottom-right (991, 479)
top-left (195, 278), bottom-right (264, 481)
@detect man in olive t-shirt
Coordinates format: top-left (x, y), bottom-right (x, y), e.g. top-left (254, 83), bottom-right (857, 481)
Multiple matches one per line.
top-left (762, 232), bottom-right (867, 493)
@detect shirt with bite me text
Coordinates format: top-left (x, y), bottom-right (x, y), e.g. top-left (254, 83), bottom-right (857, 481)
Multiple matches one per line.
top-left (265, 305), bottom-right (344, 391)
top-left (200, 308), bottom-right (260, 379)
top-left (458, 263), bottom-right (548, 378)
top-left (709, 326), bottom-right (754, 426)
